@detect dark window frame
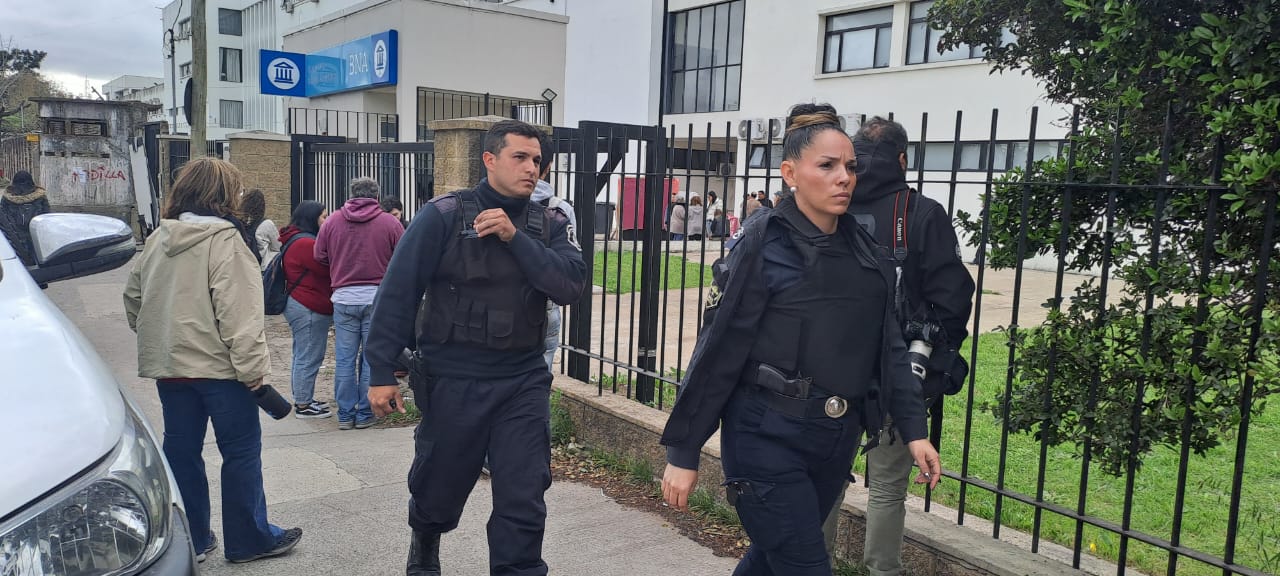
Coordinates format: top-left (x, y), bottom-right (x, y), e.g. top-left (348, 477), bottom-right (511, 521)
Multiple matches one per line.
top-left (906, 139), bottom-right (1065, 172)
top-left (822, 6), bottom-right (894, 73)
top-left (747, 143), bottom-right (784, 169)
top-left (664, 0), bottom-right (745, 115)
top-left (218, 8), bottom-right (242, 36)
top-left (906, 0), bottom-right (984, 65)
top-left (219, 99), bottom-right (244, 129)
top-left (179, 61), bottom-right (192, 78)
top-left (219, 47), bottom-right (242, 83)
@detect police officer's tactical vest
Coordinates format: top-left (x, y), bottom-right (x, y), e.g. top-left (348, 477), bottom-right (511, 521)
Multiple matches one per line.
top-left (748, 227), bottom-right (886, 399)
top-left (422, 190), bottom-right (552, 352)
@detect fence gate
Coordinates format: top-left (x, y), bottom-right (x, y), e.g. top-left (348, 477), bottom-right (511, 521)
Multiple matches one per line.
top-left (558, 121), bottom-right (669, 405)
top-left (294, 140), bottom-right (435, 222)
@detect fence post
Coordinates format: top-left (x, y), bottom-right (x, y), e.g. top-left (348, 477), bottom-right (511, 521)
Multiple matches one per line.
top-left (568, 124), bottom-right (599, 383)
top-left (634, 125), bottom-right (668, 405)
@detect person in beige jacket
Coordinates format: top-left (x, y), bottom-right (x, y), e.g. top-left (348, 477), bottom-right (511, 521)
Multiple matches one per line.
top-left (124, 157), bottom-right (302, 564)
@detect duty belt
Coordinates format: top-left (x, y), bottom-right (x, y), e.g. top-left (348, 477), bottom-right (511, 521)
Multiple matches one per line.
top-left (743, 362), bottom-right (857, 420)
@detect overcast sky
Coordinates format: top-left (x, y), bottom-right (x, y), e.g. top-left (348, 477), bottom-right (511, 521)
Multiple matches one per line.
top-left (7, 0), bottom-right (169, 97)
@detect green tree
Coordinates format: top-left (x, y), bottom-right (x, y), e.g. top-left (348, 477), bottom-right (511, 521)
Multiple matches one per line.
top-left (0, 42), bottom-right (49, 130)
top-left (930, 0), bottom-right (1280, 475)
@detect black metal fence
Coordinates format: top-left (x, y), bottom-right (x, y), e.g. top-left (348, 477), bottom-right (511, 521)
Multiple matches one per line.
top-left (416, 87), bottom-right (552, 140)
top-left (166, 139), bottom-right (229, 184)
top-left (541, 110), bottom-right (1277, 576)
top-left (288, 108), bottom-right (400, 143)
top-left (298, 141), bottom-right (434, 223)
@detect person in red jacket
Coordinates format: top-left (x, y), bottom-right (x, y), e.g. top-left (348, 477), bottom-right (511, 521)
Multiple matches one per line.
top-left (280, 201), bottom-right (335, 418)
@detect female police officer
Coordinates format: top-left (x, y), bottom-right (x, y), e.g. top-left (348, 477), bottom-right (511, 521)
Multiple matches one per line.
top-left (660, 104), bottom-right (942, 575)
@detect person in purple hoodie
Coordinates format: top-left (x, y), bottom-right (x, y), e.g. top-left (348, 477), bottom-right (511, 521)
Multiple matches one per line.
top-left (314, 177), bottom-right (404, 429)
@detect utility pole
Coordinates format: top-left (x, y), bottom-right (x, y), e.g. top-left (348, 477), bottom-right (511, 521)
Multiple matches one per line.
top-left (191, 0), bottom-right (207, 155)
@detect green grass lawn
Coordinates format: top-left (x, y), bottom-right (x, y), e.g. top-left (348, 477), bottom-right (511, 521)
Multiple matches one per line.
top-left (885, 331), bottom-right (1280, 576)
top-left (593, 251), bottom-right (715, 294)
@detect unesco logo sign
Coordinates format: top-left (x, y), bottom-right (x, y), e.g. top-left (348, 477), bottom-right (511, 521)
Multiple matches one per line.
top-left (268, 57), bottom-right (300, 91)
top-left (373, 39), bottom-right (388, 79)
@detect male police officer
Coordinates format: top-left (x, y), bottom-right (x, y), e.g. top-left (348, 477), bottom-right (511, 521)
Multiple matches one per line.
top-left (364, 120), bottom-right (587, 576)
top-left (840, 117), bottom-right (975, 575)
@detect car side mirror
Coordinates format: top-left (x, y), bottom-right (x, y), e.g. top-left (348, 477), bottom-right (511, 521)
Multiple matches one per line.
top-left (27, 213), bottom-right (136, 285)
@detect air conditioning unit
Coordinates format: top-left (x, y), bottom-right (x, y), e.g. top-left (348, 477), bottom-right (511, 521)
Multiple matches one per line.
top-left (766, 118), bottom-right (785, 139)
top-left (737, 119), bottom-right (766, 141)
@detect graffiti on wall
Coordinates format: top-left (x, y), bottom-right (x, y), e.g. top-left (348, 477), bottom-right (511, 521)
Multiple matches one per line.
top-left (68, 165), bottom-right (128, 183)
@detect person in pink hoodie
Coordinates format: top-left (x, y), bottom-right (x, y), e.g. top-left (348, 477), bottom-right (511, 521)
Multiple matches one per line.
top-left (314, 177), bottom-right (404, 429)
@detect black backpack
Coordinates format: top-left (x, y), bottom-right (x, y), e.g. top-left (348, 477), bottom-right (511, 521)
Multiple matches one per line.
top-left (262, 233), bottom-right (314, 315)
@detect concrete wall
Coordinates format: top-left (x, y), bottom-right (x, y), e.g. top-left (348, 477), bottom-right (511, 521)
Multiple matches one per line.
top-left (35, 99), bottom-right (155, 225)
top-left (283, 0), bottom-right (567, 141)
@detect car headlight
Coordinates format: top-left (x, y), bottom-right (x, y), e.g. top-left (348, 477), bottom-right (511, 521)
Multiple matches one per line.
top-left (0, 405), bottom-right (173, 575)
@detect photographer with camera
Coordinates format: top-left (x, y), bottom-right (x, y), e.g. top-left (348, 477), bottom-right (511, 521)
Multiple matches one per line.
top-left (836, 117), bottom-right (976, 576)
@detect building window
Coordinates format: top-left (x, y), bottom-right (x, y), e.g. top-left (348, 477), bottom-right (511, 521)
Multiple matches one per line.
top-left (907, 0), bottom-right (983, 64)
top-left (906, 139), bottom-right (1064, 172)
top-left (70, 121), bottom-right (107, 137)
top-left (748, 144), bottom-right (784, 169)
top-left (822, 6), bottom-right (893, 73)
top-left (177, 18), bottom-right (191, 39)
top-left (665, 0), bottom-right (744, 115)
top-left (218, 8), bottom-right (242, 36)
top-left (220, 100), bottom-right (243, 129)
top-left (179, 62), bottom-right (192, 78)
top-left (220, 48), bottom-right (242, 83)
top-left (45, 120), bottom-right (66, 135)
top-left (669, 148), bottom-right (733, 172)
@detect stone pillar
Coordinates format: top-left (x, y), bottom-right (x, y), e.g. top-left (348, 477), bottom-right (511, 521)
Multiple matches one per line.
top-left (227, 131), bottom-right (293, 225)
top-left (428, 115), bottom-right (550, 195)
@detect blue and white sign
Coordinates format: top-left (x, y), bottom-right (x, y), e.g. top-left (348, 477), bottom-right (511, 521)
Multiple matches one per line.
top-left (259, 50), bottom-right (306, 97)
top-left (259, 30), bottom-right (398, 98)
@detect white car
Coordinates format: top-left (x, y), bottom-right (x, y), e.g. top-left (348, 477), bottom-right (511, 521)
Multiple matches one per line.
top-left (0, 214), bottom-right (198, 575)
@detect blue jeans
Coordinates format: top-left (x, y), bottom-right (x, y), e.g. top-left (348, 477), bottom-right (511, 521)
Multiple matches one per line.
top-left (543, 306), bottom-right (561, 371)
top-left (156, 379), bottom-right (285, 561)
top-left (283, 297), bottom-right (332, 406)
top-left (333, 302), bottom-right (374, 423)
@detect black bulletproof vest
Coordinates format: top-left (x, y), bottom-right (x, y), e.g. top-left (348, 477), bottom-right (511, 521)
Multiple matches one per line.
top-left (423, 191), bottom-right (550, 352)
top-left (748, 229), bottom-right (886, 399)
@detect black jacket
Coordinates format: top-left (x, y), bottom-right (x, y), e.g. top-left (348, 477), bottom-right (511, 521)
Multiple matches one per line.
top-left (364, 180), bottom-right (587, 384)
top-left (848, 140), bottom-right (975, 400)
top-left (660, 200), bottom-right (929, 470)
top-left (0, 186), bottom-right (51, 266)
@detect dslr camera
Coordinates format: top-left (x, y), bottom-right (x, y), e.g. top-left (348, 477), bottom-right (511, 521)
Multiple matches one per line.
top-left (903, 320), bottom-right (943, 382)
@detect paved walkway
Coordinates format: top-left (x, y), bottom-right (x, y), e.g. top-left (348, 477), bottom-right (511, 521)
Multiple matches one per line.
top-left (46, 260), bottom-right (737, 576)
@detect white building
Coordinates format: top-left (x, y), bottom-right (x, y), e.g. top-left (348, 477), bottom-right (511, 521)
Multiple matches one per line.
top-left (508, 0), bottom-right (1069, 263)
top-left (160, 0), bottom-right (565, 142)
top-left (103, 76), bottom-right (168, 123)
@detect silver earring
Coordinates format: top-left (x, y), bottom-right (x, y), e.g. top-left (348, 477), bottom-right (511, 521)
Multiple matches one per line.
top-left (789, 186), bottom-right (797, 194)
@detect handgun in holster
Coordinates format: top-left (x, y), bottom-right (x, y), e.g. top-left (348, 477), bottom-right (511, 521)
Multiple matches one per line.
top-left (754, 362), bottom-right (812, 399)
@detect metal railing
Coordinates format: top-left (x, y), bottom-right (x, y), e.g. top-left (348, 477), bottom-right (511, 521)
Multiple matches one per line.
top-left (300, 141), bottom-right (434, 223)
top-left (288, 108), bottom-right (400, 143)
top-left (166, 139), bottom-right (229, 184)
top-left (543, 109), bottom-right (1277, 576)
top-left (416, 87), bottom-right (552, 140)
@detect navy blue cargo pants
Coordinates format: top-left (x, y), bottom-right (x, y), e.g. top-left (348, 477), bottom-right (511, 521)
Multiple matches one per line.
top-left (407, 369), bottom-right (553, 576)
top-left (721, 385), bottom-right (864, 576)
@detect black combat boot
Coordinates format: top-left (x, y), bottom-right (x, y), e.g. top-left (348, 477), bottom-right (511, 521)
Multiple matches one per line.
top-left (406, 531), bottom-right (441, 576)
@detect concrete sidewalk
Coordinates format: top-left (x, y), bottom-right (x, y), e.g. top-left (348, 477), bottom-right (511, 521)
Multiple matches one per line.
top-left (196, 427), bottom-right (736, 576)
top-left (46, 261), bottom-right (737, 576)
